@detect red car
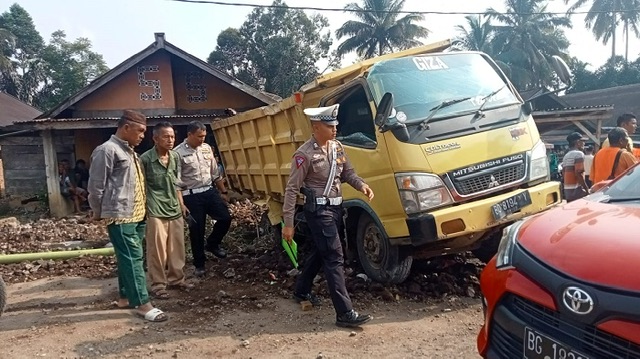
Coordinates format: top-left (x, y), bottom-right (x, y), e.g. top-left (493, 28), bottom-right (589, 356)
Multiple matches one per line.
top-left (477, 164), bottom-right (640, 359)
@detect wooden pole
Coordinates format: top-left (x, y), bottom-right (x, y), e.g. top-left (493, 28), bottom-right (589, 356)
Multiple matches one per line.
top-left (42, 130), bottom-right (67, 217)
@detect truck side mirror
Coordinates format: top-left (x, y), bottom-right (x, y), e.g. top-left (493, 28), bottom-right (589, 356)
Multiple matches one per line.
top-left (550, 55), bottom-right (572, 87)
top-left (375, 92), bottom-right (394, 127)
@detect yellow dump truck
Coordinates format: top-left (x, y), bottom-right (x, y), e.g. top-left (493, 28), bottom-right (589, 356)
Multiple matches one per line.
top-left (211, 39), bottom-right (563, 283)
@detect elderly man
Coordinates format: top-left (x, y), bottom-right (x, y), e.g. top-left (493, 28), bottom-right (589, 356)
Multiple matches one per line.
top-left (88, 110), bottom-right (167, 322)
top-left (140, 121), bottom-right (193, 299)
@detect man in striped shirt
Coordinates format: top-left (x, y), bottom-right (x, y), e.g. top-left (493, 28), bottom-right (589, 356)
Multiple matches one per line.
top-left (561, 132), bottom-right (590, 202)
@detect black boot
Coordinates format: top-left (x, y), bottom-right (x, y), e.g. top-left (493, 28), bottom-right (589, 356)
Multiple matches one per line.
top-left (336, 310), bottom-right (372, 328)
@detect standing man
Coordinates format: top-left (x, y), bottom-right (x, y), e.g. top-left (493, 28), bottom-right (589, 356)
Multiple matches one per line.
top-left (591, 128), bottom-right (638, 184)
top-left (602, 113), bottom-right (637, 152)
top-left (562, 132), bottom-right (590, 202)
top-left (583, 146), bottom-right (594, 188)
top-left (88, 110), bottom-right (167, 322)
top-left (140, 122), bottom-right (193, 299)
top-left (174, 121), bottom-right (231, 278)
top-left (282, 104), bottom-right (374, 328)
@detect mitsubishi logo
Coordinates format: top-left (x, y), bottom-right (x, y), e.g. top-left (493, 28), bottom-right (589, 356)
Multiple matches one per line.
top-left (562, 286), bottom-right (594, 315)
top-left (487, 175), bottom-right (500, 189)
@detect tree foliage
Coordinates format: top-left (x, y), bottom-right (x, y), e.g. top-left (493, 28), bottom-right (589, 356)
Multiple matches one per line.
top-left (37, 30), bottom-right (108, 111)
top-left (564, 0), bottom-right (640, 60)
top-left (335, 0), bottom-right (430, 59)
top-left (486, 0), bottom-right (572, 91)
top-left (207, 0), bottom-right (332, 98)
top-left (568, 55), bottom-right (640, 93)
top-left (0, 3), bottom-right (108, 111)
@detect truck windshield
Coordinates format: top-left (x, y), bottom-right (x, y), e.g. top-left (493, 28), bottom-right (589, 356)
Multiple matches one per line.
top-left (367, 53), bottom-right (522, 143)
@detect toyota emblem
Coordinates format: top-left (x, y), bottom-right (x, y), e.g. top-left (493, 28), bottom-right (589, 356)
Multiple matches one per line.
top-left (562, 286), bottom-right (594, 315)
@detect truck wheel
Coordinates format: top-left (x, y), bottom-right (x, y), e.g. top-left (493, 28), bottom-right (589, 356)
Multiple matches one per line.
top-left (0, 276), bottom-right (6, 317)
top-left (472, 231), bottom-right (501, 263)
top-left (356, 215), bottom-right (412, 284)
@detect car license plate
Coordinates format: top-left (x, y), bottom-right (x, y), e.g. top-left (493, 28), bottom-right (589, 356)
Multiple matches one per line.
top-left (491, 191), bottom-right (532, 220)
top-left (524, 327), bottom-right (589, 359)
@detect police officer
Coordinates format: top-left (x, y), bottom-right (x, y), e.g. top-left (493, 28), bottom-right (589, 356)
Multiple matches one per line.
top-left (174, 121), bottom-right (232, 278)
top-left (282, 104), bottom-right (374, 328)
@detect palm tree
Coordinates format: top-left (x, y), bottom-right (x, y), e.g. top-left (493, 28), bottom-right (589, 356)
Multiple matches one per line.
top-left (619, 0), bottom-right (640, 61)
top-left (335, 0), bottom-right (430, 59)
top-left (455, 15), bottom-right (495, 54)
top-left (564, 0), bottom-right (640, 60)
top-left (486, 0), bottom-right (572, 90)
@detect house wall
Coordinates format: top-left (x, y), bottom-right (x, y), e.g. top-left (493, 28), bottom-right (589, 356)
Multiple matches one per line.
top-left (75, 51), bottom-right (176, 113)
top-left (171, 58), bottom-right (265, 111)
top-left (0, 133), bottom-right (74, 196)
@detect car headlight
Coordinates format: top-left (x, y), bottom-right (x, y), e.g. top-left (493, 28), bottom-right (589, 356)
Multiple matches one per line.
top-left (529, 140), bottom-right (549, 181)
top-left (495, 220), bottom-right (525, 269)
top-left (395, 173), bottom-right (453, 214)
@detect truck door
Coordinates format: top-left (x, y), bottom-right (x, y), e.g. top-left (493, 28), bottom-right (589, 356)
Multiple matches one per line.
top-left (319, 80), bottom-right (401, 236)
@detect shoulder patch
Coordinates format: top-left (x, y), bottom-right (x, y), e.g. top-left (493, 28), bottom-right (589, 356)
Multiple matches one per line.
top-left (295, 155), bottom-right (305, 168)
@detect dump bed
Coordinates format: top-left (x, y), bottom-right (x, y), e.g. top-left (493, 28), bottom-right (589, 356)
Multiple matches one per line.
top-left (211, 39), bottom-right (452, 201)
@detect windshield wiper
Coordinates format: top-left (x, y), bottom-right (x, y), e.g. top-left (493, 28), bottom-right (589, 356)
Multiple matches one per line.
top-left (604, 196), bottom-right (640, 203)
top-left (419, 96), bottom-right (472, 130)
top-left (472, 85), bottom-right (506, 121)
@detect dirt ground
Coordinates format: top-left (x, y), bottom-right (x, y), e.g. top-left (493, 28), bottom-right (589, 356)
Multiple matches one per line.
top-left (0, 199), bottom-right (485, 358)
top-left (1, 273), bottom-right (483, 359)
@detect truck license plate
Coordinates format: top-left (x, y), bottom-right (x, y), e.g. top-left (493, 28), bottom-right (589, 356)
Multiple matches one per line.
top-left (491, 191), bottom-right (532, 220)
top-left (524, 327), bottom-right (589, 359)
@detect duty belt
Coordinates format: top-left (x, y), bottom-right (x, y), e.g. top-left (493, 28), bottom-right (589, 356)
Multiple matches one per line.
top-left (315, 196), bottom-right (343, 206)
top-left (182, 186), bottom-right (212, 196)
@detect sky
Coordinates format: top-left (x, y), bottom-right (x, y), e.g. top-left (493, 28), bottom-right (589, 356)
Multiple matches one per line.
top-left (3, 0), bottom-right (640, 72)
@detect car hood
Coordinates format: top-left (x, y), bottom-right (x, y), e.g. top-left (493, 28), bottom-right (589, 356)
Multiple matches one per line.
top-left (518, 199), bottom-right (640, 292)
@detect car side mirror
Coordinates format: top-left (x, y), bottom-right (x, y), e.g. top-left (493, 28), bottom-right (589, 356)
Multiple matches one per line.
top-left (550, 55), bottom-right (573, 87)
top-left (375, 92), bottom-right (394, 127)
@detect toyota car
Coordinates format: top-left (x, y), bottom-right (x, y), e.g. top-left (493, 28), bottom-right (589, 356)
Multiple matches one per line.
top-left (477, 164), bottom-right (640, 358)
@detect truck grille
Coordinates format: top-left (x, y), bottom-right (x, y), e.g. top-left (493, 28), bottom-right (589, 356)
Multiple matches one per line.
top-left (448, 153), bottom-right (526, 196)
top-left (489, 295), bottom-right (640, 359)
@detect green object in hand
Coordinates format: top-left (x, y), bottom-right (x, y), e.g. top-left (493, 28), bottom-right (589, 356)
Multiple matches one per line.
top-left (281, 221), bottom-right (298, 269)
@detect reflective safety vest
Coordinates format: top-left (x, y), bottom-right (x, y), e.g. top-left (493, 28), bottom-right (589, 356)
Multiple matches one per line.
top-left (592, 147), bottom-right (623, 184)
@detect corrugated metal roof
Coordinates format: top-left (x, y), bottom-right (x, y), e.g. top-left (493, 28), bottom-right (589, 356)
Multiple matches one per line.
top-left (0, 92), bottom-right (42, 127)
top-left (19, 114), bottom-right (215, 124)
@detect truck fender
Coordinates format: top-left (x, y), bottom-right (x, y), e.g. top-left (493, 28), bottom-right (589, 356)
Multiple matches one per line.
top-left (342, 199), bottom-right (390, 242)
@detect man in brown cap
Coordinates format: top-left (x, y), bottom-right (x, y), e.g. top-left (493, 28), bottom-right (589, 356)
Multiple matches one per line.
top-left (88, 110), bottom-right (168, 322)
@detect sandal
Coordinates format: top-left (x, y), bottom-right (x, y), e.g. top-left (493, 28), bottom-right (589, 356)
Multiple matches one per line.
top-left (138, 308), bottom-right (168, 322)
top-left (110, 300), bottom-right (130, 309)
top-left (151, 288), bottom-right (170, 300)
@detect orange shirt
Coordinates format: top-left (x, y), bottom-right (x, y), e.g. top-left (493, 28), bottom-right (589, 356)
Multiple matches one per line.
top-left (591, 147), bottom-right (638, 184)
top-left (633, 148), bottom-right (640, 160)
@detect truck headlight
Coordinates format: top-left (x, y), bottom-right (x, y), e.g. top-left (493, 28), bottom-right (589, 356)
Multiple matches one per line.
top-left (529, 140), bottom-right (549, 181)
top-left (495, 220), bottom-right (525, 269)
top-left (395, 174), bottom-right (453, 214)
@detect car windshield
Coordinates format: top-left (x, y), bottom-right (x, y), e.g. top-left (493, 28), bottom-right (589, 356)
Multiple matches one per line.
top-left (367, 53), bottom-right (520, 122)
top-left (602, 164), bottom-right (640, 201)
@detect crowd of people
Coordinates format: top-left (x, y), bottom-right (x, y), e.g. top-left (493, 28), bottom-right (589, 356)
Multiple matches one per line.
top-left (560, 113), bottom-right (639, 202)
top-left (82, 107), bottom-right (372, 328)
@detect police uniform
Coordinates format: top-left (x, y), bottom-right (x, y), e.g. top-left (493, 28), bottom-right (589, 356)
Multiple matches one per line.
top-left (283, 104), bottom-right (372, 327)
top-left (174, 139), bottom-right (231, 273)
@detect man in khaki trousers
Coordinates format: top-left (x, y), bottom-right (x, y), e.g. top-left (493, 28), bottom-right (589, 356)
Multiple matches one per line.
top-left (140, 122), bottom-right (192, 299)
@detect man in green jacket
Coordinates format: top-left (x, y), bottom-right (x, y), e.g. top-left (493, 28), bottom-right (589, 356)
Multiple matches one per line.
top-left (140, 122), bottom-right (193, 299)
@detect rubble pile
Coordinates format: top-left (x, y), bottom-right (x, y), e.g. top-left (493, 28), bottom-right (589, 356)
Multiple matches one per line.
top-left (0, 217), bottom-right (109, 255)
top-left (0, 200), bottom-right (484, 301)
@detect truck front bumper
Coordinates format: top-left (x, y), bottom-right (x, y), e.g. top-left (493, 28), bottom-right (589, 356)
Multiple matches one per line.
top-left (407, 181), bottom-right (561, 246)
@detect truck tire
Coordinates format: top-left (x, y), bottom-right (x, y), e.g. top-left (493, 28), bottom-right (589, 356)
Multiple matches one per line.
top-left (0, 276), bottom-right (6, 317)
top-left (356, 215), bottom-right (412, 284)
